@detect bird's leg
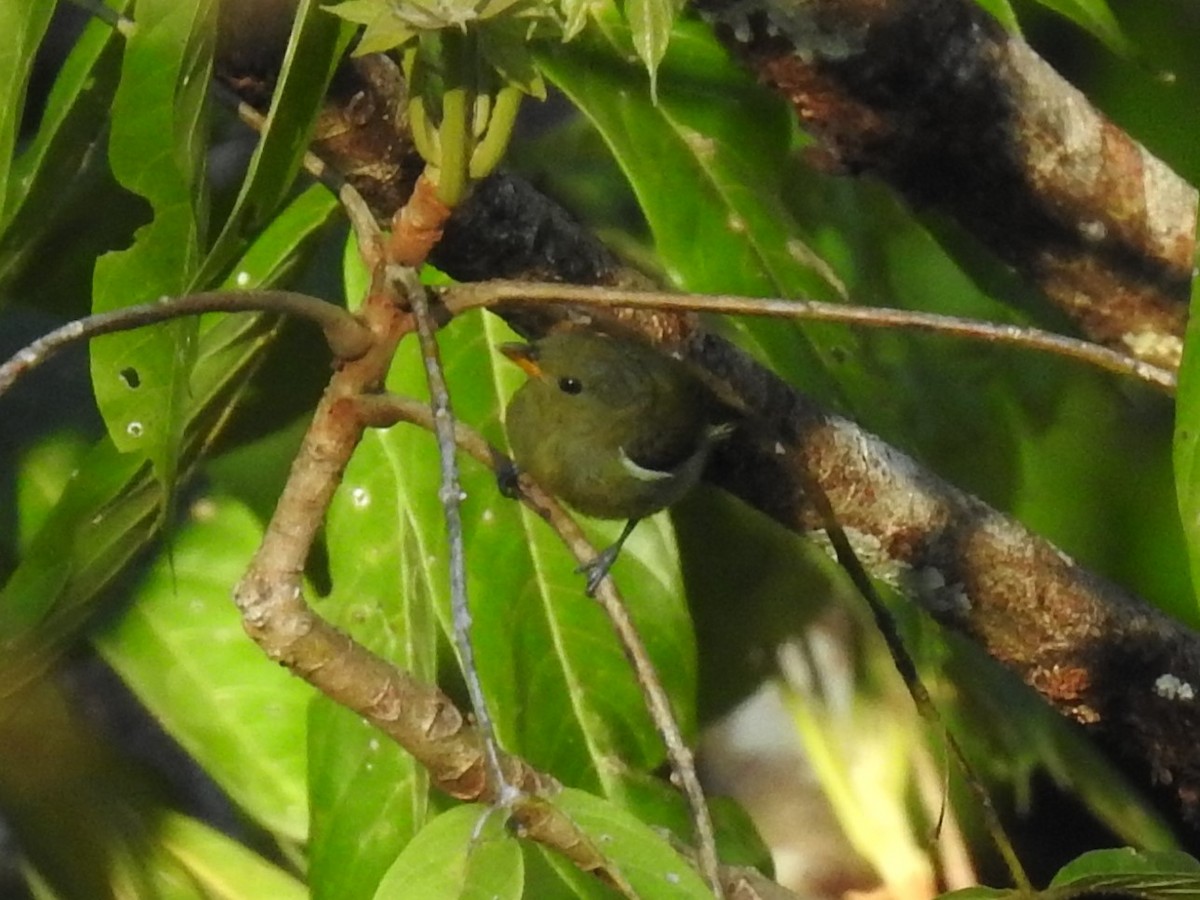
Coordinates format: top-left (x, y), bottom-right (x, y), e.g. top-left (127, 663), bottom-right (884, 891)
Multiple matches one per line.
top-left (579, 518), bottom-right (640, 597)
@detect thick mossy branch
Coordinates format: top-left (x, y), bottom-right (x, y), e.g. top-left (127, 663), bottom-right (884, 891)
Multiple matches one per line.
top-left (696, 0), bottom-right (1196, 369)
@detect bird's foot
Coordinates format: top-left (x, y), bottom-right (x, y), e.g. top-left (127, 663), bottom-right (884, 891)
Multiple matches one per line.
top-left (494, 455), bottom-right (521, 499)
top-left (577, 545), bottom-right (621, 597)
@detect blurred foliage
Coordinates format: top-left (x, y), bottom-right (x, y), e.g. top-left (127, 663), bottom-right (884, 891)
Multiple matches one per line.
top-left (0, 0), bottom-right (1197, 898)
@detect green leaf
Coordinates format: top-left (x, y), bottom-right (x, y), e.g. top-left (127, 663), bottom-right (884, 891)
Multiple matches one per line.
top-left (91, 0), bottom-right (216, 492)
top-left (325, 0), bottom-right (418, 54)
top-left (159, 812), bottom-right (307, 899)
top-left (219, 182), bottom-right (342, 290)
top-left (1, 185), bottom-right (334, 665)
top-left (12, 432), bottom-right (92, 556)
top-left (1029, 0), bottom-right (1135, 57)
top-left (199, 0), bottom-right (355, 284)
top-left (308, 701), bottom-right (433, 900)
top-left (1047, 848), bottom-right (1200, 897)
top-left (0, 1), bottom-right (55, 221)
top-left (1175, 269), bottom-right (1200, 616)
top-left (548, 788), bottom-right (711, 897)
top-left (372, 804), bottom-right (523, 900)
top-left (624, 0), bottom-right (681, 99)
top-left (92, 495), bottom-right (312, 841)
top-left (0, 1), bottom-right (127, 294)
top-left (971, 0), bottom-right (1020, 32)
top-left (562, 0), bottom-right (603, 39)
top-left (0, 434), bottom-right (158, 649)
top-left (308, 428), bottom-right (440, 900)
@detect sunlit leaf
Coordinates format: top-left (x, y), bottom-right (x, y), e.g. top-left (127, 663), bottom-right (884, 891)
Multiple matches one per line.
top-left (159, 813), bottom-right (307, 900)
top-left (91, 0), bottom-right (216, 491)
top-left (93, 496), bottom-right (312, 841)
top-left (1, 185), bottom-right (335, 664)
top-left (548, 788), bottom-right (711, 897)
top-left (308, 431), bottom-right (440, 900)
top-left (372, 804), bottom-right (523, 900)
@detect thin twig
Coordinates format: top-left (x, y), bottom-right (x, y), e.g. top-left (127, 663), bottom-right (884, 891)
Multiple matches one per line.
top-left (0, 290), bottom-right (373, 401)
top-left (440, 281), bottom-right (1177, 391)
top-left (356, 391), bottom-right (723, 896)
top-left (590, 575), bottom-right (723, 896)
top-left (804, 476), bottom-right (1033, 894)
top-left (342, 183), bottom-right (386, 270)
top-left (398, 266), bottom-right (517, 807)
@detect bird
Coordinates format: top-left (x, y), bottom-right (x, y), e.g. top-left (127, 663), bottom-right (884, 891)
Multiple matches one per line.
top-left (501, 330), bottom-right (730, 595)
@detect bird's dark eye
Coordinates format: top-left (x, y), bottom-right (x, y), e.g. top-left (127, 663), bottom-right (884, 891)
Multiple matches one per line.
top-left (558, 376), bottom-right (583, 395)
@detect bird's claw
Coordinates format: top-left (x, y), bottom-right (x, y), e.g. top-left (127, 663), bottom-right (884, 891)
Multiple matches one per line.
top-left (577, 546), bottom-right (620, 597)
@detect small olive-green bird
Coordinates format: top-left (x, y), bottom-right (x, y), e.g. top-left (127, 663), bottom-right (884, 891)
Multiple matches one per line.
top-left (501, 331), bottom-right (729, 595)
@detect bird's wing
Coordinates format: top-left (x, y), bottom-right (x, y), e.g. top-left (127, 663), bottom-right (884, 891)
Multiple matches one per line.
top-left (620, 416), bottom-right (705, 474)
top-left (618, 446), bottom-right (676, 482)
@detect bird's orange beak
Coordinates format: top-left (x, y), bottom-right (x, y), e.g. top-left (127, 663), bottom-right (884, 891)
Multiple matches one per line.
top-left (500, 342), bottom-right (543, 378)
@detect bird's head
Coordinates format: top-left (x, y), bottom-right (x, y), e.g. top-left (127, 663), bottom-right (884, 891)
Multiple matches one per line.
top-left (500, 332), bottom-right (664, 428)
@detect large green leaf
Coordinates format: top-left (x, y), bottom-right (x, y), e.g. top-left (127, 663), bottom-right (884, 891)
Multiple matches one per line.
top-left (0, 1), bottom-right (55, 220)
top-left (90, 0), bottom-right (216, 493)
top-left (0, 1), bottom-right (128, 296)
top-left (307, 432), bottom-right (439, 900)
top-left (1, 185), bottom-right (338, 662)
top-left (92, 495), bottom-right (312, 841)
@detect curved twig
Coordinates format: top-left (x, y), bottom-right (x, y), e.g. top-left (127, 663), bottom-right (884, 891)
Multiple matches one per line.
top-left (439, 281), bottom-right (1177, 392)
top-left (0, 290), bottom-right (373, 401)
